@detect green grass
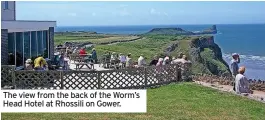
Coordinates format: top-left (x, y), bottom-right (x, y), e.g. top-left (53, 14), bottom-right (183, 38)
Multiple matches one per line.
top-left (2, 83), bottom-right (265, 120)
top-left (94, 36), bottom-right (178, 62)
top-left (54, 33), bottom-right (140, 45)
top-left (200, 48), bottom-right (229, 73)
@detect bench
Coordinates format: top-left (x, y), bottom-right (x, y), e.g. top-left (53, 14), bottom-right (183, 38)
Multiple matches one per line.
top-left (74, 62), bottom-right (94, 70)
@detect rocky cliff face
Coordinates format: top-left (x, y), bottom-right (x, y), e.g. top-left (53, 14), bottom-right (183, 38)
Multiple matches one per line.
top-left (167, 35), bottom-right (231, 77)
top-left (189, 36), bottom-right (231, 77)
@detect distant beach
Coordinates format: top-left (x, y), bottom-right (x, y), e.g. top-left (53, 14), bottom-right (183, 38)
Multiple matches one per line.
top-left (56, 24), bottom-right (265, 80)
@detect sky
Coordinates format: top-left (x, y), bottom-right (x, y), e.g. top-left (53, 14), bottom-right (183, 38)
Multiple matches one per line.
top-left (16, 1), bottom-right (265, 26)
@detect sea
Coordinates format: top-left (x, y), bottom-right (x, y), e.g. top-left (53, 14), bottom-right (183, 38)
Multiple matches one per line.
top-left (56, 24), bottom-right (265, 80)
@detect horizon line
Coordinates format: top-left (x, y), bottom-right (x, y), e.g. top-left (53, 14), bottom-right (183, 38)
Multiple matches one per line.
top-left (56, 23), bottom-right (265, 27)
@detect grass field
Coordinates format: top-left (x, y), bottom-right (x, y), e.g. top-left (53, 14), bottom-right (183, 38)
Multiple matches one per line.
top-left (2, 83), bottom-right (265, 120)
top-left (54, 32), bottom-right (140, 45)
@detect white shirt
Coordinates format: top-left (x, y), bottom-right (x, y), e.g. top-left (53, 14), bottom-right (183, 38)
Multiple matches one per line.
top-left (235, 74), bottom-right (250, 94)
top-left (138, 56), bottom-right (146, 67)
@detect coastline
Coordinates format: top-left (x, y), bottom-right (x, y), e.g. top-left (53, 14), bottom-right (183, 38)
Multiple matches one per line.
top-left (54, 24), bottom-right (265, 80)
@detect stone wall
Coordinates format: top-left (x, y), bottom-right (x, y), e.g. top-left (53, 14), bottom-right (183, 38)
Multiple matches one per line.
top-left (49, 27), bottom-right (54, 60)
top-left (1, 29), bottom-right (8, 65)
top-left (193, 74), bottom-right (265, 92)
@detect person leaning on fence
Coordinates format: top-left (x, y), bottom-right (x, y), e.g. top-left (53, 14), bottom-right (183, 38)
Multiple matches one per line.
top-left (180, 55), bottom-right (192, 81)
top-left (138, 54), bottom-right (147, 67)
top-left (149, 55), bottom-right (159, 66)
top-left (171, 53), bottom-right (184, 80)
top-left (235, 66), bottom-right (252, 95)
top-left (25, 59), bottom-right (33, 70)
top-left (34, 55), bottom-right (48, 71)
top-left (126, 53), bottom-right (133, 68)
top-left (119, 53), bottom-right (126, 68)
top-left (163, 56), bottom-right (170, 65)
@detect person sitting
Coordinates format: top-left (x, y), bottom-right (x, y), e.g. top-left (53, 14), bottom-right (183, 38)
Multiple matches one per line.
top-left (149, 55), bottom-right (158, 66)
top-left (138, 54), bottom-right (147, 67)
top-left (25, 59), bottom-right (33, 70)
top-left (79, 48), bottom-right (87, 56)
top-left (235, 66), bottom-right (252, 94)
top-left (34, 55), bottom-right (48, 71)
top-left (90, 48), bottom-right (97, 63)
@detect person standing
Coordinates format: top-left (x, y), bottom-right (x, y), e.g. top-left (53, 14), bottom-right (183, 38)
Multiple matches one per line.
top-left (91, 48), bottom-right (97, 63)
top-left (119, 53), bottom-right (126, 68)
top-left (180, 55), bottom-right (192, 81)
top-left (230, 53), bottom-right (240, 77)
top-left (230, 53), bottom-right (240, 90)
top-left (138, 54), bottom-right (147, 67)
top-left (126, 53), bottom-right (133, 68)
top-left (149, 55), bottom-right (159, 66)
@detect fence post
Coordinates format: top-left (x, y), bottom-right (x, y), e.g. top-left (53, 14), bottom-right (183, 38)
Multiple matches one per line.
top-left (60, 71), bottom-right (64, 89)
top-left (97, 71), bottom-right (101, 89)
top-left (11, 65), bottom-right (16, 89)
top-left (144, 67), bottom-right (147, 87)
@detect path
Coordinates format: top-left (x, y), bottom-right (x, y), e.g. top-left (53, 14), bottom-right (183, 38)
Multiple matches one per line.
top-left (194, 81), bottom-right (265, 103)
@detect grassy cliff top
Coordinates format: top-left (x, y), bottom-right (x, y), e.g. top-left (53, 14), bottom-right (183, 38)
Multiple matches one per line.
top-left (3, 83), bottom-right (265, 120)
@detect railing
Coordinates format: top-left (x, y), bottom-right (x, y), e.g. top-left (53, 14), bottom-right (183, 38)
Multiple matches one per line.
top-left (1, 64), bottom-right (179, 90)
top-left (192, 74), bottom-right (265, 92)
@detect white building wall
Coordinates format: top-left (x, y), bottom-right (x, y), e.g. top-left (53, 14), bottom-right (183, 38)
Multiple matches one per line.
top-left (1, 1), bottom-right (16, 21)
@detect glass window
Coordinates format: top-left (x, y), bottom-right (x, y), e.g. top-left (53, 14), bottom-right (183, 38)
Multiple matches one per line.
top-left (8, 33), bottom-right (15, 65)
top-left (43, 30), bottom-right (48, 58)
top-left (37, 31), bottom-right (43, 56)
top-left (31, 31), bottom-right (37, 59)
top-left (24, 32), bottom-right (30, 61)
top-left (4, 1), bottom-right (8, 9)
top-left (16, 32), bottom-right (23, 67)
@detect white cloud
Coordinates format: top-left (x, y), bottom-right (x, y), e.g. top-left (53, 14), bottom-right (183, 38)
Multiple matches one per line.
top-left (150, 8), bottom-right (168, 16)
top-left (68, 13), bottom-right (77, 17)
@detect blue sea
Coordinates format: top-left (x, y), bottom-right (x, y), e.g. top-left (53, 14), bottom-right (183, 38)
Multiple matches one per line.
top-left (56, 24), bottom-right (265, 80)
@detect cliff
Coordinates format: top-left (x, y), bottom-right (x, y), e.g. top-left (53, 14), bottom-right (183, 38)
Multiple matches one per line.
top-left (169, 35), bottom-right (231, 77)
top-left (146, 25), bottom-right (217, 35)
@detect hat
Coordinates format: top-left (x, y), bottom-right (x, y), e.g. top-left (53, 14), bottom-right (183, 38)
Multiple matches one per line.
top-left (25, 59), bottom-right (32, 64)
top-left (232, 53), bottom-right (238, 56)
top-left (92, 48), bottom-right (96, 51)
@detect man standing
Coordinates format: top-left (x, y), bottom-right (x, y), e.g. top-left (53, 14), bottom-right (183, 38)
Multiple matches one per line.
top-left (230, 53), bottom-right (240, 90)
top-left (91, 48), bottom-right (97, 63)
top-left (231, 53), bottom-right (240, 77)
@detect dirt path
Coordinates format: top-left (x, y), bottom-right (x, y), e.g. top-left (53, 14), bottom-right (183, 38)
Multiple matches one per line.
top-left (194, 81), bottom-right (265, 103)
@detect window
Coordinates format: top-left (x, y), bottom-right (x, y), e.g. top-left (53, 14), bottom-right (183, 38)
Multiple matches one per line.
top-left (31, 31), bottom-right (37, 59)
top-left (4, 1), bottom-right (8, 9)
top-left (43, 31), bottom-right (48, 58)
top-left (8, 33), bottom-right (15, 65)
top-left (16, 32), bottom-right (23, 67)
top-left (24, 32), bottom-right (30, 61)
top-left (37, 31), bottom-right (43, 56)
